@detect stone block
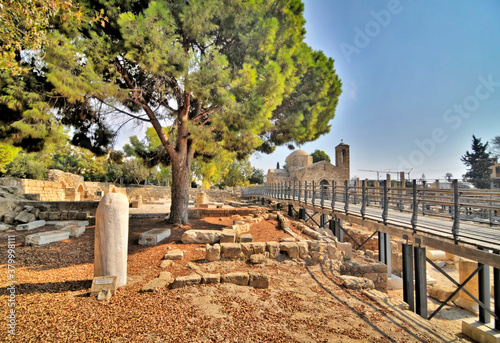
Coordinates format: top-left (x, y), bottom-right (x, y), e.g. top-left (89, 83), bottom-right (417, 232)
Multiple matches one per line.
top-left (220, 229), bottom-right (236, 243)
top-left (141, 278), bottom-right (169, 292)
top-left (38, 212), bottom-right (48, 221)
top-left (462, 318), bottom-right (500, 343)
top-left (206, 244), bottom-right (221, 262)
top-left (25, 230), bottom-right (70, 246)
top-left (266, 242), bottom-right (280, 259)
top-left (220, 243), bottom-right (243, 260)
top-left (76, 212), bottom-right (87, 220)
top-left (60, 225), bottom-right (86, 238)
top-left (91, 276), bottom-right (117, 296)
top-left (16, 220), bottom-right (46, 231)
top-left (249, 254), bottom-right (266, 264)
top-left (181, 230), bottom-right (222, 244)
top-left (158, 271), bottom-right (174, 283)
top-left (338, 275), bottom-right (375, 290)
top-left (252, 242), bottom-right (266, 254)
top-left (241, 243), bottom-right (253, 257)
top-left (199, 203), bottom-right (209, 209)
top-left (279, 242), bottom-right (299, 259)
top-left (164, 249), bottom-right (184, 260)
top-left (296, 241), bottom-right (309, 259)
top-left (221, 272), bottom-right (249, 286)
top-left (336, 242), bottom-right (352, 260)
top-left (97, 289), bottom-right (112, 301)
top-left (239, 233), bottom-right (253, 243)
top-left (48, 212), bottom-right (60, 221)
top-left (159, 260), bottom-right (174, 268)
top-left (55, 221), bottom-right (90, 229)
top-left (14, 211), bottom-right (36, 224)
top-left (428, 284), bottom-right (458, 303)
top-left (59, 211), bottom-right (68, 220)
top-left (249, 273), bottom-right (269, 289)
top-left (138, 228), bottom-right (171, 245)
top-left (201, 273), bottom-right (220, 284)
top-left (171, 273), bottom-right (202, 289)
top-left (67, 211), bottom-right (78, 220)
top-left (0, 224), bottom-right (10, 232)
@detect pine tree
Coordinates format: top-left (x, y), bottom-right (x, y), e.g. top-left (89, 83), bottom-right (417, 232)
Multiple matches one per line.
top-left (9, 0), bottom-right (342, 224)
top-left (461, 135), bottom-right (494, 189)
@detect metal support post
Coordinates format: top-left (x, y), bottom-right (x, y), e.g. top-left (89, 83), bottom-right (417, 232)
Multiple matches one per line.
top-left (382, 180), bottom-right (388, 225)
top-left (331, 180), bottom-right (336, 211)
top-left (320, 183), bottom-right (325, 208)
top-left (304, 181), bottom-right (308, 204)
top-left (414, 245), bottom-right (428, 318)
top-left (495, 252), bottom-right (500, 329)
top-left (378, 232), bottom-right (386, 264)
top-left (312, 180), bottom-right (316, 205)
top-left (478, 249), bottom-right (491, 324)
top-left (411, 180), bottom-right (418, 232)
top-left (361, 180), bottom-right (366, 219)
top-left (288, 204), bottom-right (294, 217)
top-left (320, 214), bottom-right (327, 228)
top-left (402, 242), bottom-right (415, 312)
top-left (452, 179), bottom-right (460, 242)
top-left (299, 208), bottom-right (306, 221)
top-left (298, 181), bottom-right (302, 203)
top-left (344, 180), bottom-right (349, 214)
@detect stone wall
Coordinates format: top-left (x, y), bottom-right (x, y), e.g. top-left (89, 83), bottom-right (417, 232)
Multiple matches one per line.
top-left (341, 259), bottom-right (388, 291)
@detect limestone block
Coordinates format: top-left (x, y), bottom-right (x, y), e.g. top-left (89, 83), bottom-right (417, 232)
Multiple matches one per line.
top-left (76, 212), bottom-right (87, 220)
top-left (199, 203), bottom-right (209, 209)
top-left (220, 229), bottom-right (236, 243)
top-left (59, 211), bottom-right (68, 220)
top-left (171, 273), bottom-right (202, 289)
top-left (279, 242), bottom-right (299, 259)
top-left (164, 249), bottom-right (184, 260)
top-left (266, 242), bottom-right (280, 259)
top-left (48, 212), bottom-right (60, 221)
top-left (296, 241), bottom-right (309, 259)
top-left (159, 260), bottom-right (174, 268)
top-left (25, 230), bottom-right (70, 246)
top-left (326, 243), bottom-right (342, 260)
top-left (206, 244), bottom-right (221, 262)
top-left (14, 211), bottom-right (36, 224)
top-left (0, 224), bottom-right (10, 232)
top-left (251, 242), bottom-right (266, 254)
top-left (67, 211), bottom-right (78, 220)
top-left (16, 220), bottom-right (46, 231)
top-left (55, 221), bottom-right (90, 229)
top-left (94, 193), bottom-right (130, 288)
top-left (239, 233), bottom-right (253, 243)
top-left (181, 230), bottom-right (222, 244)
top-left (428, 284), bottom-right (458, 303)
top-left (309, 251), bottom-right (325, 264)
top-left (241, 243), bottom-right (254, 257)
top-left (338, 275), bottom-right (375, 290)
top-left (158, 271), bottom-right (174, 283)
top-left (60, 225), bottom-right (86, 238)
top-left (91, 276), bottom-right (117, 296)
top-left (249, 254), bottom-right (266, 264)
top-left (280, 237), bottom-right (296, 242)
top-left (221, 243), bottom-right (243, 260)
top-left (3, 211), bottom-right (18, 225)
top-left (38, 212), bottom-right (48, 221)
top-left (221, 272), bottom-right (249, 286)
top-left (138, 228), bottom-right (171, 245)
top-left (201, 273), bottom-right (220, 284)
top-left (249, 273), bottom-right (269, 289)
top-left (141, 278), bottom-right (169, 292)
top-left (426, 250), bottom-right (447, 261)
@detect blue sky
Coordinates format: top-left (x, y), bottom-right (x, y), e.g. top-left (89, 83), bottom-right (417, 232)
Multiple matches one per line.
top-left (250, 0), bottom-right (500, 182)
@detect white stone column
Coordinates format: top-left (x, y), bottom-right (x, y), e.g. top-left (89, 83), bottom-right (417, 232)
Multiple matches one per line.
top-left (94, 193), bottom-right (129, 287)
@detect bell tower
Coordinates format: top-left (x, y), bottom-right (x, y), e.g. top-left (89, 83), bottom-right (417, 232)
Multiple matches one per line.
top-left (335, 140), bottom-right (350, 181)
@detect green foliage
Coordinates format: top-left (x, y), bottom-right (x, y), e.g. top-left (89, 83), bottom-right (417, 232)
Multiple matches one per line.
top-left (461, 135), bottom-right (494, 189)
top-left (219, 160), bottom-right (253, 188)
top-left (311, 149), bottom-right (331, 163)
top-left (4, 152), bottom-right (48, 179)
top-left (0, 143), bottom-right (21, 173)
top-left (122, 159), bottom-right (149, 185)
top-left (490, 135), bottom-right (500, 159)
top-left (247, 167), bottom-right (265, 184)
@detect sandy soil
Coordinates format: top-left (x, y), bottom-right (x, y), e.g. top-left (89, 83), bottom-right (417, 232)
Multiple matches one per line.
top-left (0, 214), bottom-right (472, 342)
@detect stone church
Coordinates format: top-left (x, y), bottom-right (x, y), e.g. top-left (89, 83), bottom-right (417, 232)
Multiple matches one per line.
top-left (266, 141), bottom-right (350, 188)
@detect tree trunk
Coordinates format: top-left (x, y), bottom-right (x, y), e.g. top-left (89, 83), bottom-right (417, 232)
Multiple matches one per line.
top-left (169, 153), bottom-right (192, 225)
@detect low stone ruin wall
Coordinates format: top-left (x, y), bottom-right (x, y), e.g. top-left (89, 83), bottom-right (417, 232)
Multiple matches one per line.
top-left (340, 259), bottom-right (388, 291)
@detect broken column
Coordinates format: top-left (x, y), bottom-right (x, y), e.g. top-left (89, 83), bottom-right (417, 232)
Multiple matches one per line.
top-left (94, 193), bottom-right (129, 287)
top-left (196, 191), bottom-right (207, 207)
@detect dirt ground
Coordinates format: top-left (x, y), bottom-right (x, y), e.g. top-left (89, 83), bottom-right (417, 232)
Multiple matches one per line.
top-left (0, 215), bottom-right (473, 342)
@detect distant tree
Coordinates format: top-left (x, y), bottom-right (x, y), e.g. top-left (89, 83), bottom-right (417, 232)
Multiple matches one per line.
top-left (311, 149), bottom-right (331, 163)
top-left (220, 160), bottom-right (253, 188)
top-left (490, 135), bottom-right (500, 159)
top-left (461, 135), bottom-right (494, 189)
top-left (0, 143), bottom-right (21, 173)
top-left (122, 159), bottom-right (149, 185)
top-left (445, 173), bottom-right (453, 182)
top-left (5, 152), bottom-right (47, 179)
top-left (248, 168), bottom-right (265, 184)
top-left (103, 163), bottom-right (123, 184)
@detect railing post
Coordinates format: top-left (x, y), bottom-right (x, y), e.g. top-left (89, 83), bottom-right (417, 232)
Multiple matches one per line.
top-left (452, 179), bottom-right (460, 242)
top-left (422, 181), bottom-right (426, 216)
top-left (382, 180), bottom-right (388, 225)
top-left (293, 181), bottom-right (296, 201)
top-left (495, 251), bottom-right (500, 330)
top-left (298, 181), bottom-right (302, 203)
top-left (312, 180), bottom-right (316, 205)
top-left (331, 180), bottom-right (336, 211)
top-left (344, 180), bottom-right (349, 214)
top-left (304, 181), bottom-right (308, 205)
top-left (320, 183), bottom-right (325, 208)
top-left (414, 245), bottom-right (428, 318)
top-left (288, 181), bottom-right (292, 200)
top-left (478, 248), bottom-right (491, 324)
top-left (402, 242), bottom-right (415, 312)
top-left (361, 179), bottom-right (366, 219)
top-left (411, 179), bottom-right (418, 232)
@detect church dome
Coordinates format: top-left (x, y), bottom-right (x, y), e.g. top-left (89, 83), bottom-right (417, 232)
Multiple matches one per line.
top-left (288, 149), bottom-right (309, 157)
